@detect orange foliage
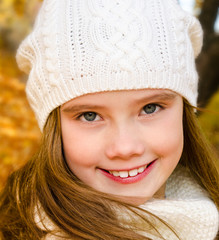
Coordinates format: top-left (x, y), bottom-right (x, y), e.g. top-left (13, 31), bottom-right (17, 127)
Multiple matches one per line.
top-left (0, 0), bottom-right (42, 190)
top-left (13, 0), bottom-right (26, 16)
top-left (0, 73), bottom-right (41, 190)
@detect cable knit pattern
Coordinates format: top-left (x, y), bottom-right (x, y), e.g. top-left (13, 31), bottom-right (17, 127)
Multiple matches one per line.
top-left (88, 0), bottom-right (153, 71)
top-left (35, 165), bottom-right (218, 239)
top-left (16, 0), bottom-right (203, 131)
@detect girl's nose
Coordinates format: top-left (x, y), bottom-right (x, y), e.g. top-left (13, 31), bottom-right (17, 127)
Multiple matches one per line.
top-left (105, 126), bottom-right (145, 160)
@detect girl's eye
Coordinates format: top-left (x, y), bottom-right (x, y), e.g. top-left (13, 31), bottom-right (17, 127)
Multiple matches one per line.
top-left (79, 112), bottom-right (100, 122)
top-left (142, 104), bottom-right (160, 115)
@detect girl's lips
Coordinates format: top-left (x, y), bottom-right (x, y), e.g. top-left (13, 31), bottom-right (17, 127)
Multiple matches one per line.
top-left (109, 164), bottom-right (147, 177)
top-left (100, 160), bottom-right (157, 184)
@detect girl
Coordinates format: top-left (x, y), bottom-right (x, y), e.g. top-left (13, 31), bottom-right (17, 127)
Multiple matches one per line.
top-left (0, 0), bottom-right (219, 239)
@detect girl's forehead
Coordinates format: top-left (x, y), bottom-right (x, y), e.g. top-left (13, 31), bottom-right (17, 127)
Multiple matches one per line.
top-left (62, 89), bottom-right (179, 107)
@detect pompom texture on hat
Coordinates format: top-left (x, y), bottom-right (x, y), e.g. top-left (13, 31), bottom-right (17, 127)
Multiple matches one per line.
top-left (16, 0), bottom-right (203, 131)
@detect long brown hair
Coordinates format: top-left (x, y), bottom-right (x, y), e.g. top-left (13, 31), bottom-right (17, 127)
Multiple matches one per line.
top-left (0, 99), bottom-right (218, 239)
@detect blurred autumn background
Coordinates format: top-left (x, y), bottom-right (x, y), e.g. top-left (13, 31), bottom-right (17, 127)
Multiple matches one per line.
top-left (0, 0), bottom-right (219, 190)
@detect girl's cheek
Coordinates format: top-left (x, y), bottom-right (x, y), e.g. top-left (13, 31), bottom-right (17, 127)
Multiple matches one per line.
top-left (62, 129), bottom-right (104, 167)
top-left (149, 115), bottom-right (183, 157)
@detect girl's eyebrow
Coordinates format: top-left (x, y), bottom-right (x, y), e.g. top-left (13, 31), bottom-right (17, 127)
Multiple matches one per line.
top-left (61, 104), bottom-right (105, 113)
top-left (135, 92), bottom-right (177, 104)
top-left (61, 92), bottom-right (177, 113)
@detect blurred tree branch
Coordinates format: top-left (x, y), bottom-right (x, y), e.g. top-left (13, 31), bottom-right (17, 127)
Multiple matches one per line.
top-left (196, 0), bottom-right (219, 107)
top-left (198, 0), bottom-right (218, 39)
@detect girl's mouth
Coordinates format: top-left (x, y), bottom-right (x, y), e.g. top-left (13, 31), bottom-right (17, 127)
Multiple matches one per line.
top-left (100, 160), bottom-right (156, 184)
top-left (108, 164), bottom-right (147, 178)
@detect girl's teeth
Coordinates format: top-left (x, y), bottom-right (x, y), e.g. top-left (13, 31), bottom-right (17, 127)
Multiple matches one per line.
top-left (109, 165), bottom-right (147, 178)
top-left (129, 168), bottom-right (138, 177)
top-left (138, 166), bottom-right (145, 173)
top-left (111, 171), bottom-right (119, 177)
top-left (119, 171), bottom-right (129, 178)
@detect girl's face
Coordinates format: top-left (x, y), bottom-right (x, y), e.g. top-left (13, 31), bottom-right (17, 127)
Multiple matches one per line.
top-left (60, 89), bottom-right (184, 205)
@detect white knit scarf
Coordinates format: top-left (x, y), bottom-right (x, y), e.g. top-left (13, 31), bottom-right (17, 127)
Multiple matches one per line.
top-left (36, 165), bottom-right (218, 240)
top-left (139, 165), bottom-right (219, 240)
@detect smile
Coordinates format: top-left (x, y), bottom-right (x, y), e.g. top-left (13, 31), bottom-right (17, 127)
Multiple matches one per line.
top-left (109, 165), bottom-right (147, 178)
top-left (101, 160), bottom-right (156, 184)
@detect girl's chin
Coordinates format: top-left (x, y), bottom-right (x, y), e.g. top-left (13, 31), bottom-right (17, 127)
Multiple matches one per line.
top-left (110, 184), bottom-right (166, 206)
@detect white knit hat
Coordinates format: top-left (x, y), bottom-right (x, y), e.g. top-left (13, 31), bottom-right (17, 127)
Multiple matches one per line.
top-left (16, 0), bottom-right (203, 131)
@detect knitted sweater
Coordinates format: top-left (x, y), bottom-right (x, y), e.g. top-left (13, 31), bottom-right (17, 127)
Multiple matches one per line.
top-left (35, 165), bottom-right (218, 240)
